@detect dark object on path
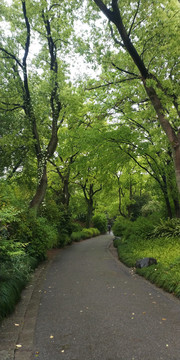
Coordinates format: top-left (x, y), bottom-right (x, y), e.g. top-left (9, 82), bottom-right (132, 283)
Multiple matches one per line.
top-left (136, 257), bottom-right (157, 269)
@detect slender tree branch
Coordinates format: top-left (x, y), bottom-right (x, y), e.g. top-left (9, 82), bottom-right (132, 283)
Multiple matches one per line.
top-left (128, 0), bottom-right (141, 37)
top-left (108, 22), bottom-right (124, 47)
top-left (85, 77), bottom-right (138, 91)
top-left (0, 47), bottom-right (23, 68)
top-left (111, 62), bottom-right (139, 77)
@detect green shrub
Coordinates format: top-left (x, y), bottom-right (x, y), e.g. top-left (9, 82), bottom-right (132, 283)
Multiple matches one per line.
top-left (81, 228), bottom-right (92, 239)
top-left (124, 216), bottom-right (155, 241)
top-left (112, 217), bottom-right (131, 237)
top-left (71, 222), bottom-right (83, 232)
top-left (113, 237), bottom-right (121, 248)
top-left (70, 227), bottom-right (100, 242)
top-left (26, 217), bottom-right (58, 260)
top-left (151, 218), bottom-right (180, 239)
top-left (90, 228), bottom-right (100, 236)
top-left (71, 231), bottom-right (82, 242)
top-left (58, 231), bottom-right (72, 247)
top-left (9, 214), bottom-right (59, 261)
top-left (92, 214), bottom-right (107, 234)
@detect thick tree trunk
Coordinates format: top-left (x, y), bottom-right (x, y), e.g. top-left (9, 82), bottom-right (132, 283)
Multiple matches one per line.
top-left (143, 81), bottom-right (180, 195)
top-left (86, 199), bottom-right (94, 228)
top-left (163, 191), bottom-right (173, 219)
top-left (29, 164), bottom-right (47, 212)
top-left (62, 178), bottom-right (70, 208)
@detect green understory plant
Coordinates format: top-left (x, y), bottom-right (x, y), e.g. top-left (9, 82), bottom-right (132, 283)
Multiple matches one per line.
top-left (114, 235), bottom-right (180, 298)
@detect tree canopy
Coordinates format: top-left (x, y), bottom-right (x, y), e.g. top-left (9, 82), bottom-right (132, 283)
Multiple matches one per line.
top-left (0, 0), bottom-right (180, 223)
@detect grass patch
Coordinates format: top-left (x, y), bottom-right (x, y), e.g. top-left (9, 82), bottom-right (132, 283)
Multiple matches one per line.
top-left (114, 236), bottom-right (180, 298)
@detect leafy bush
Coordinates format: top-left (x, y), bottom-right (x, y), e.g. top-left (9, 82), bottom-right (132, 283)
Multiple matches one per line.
top-left (92, 214), bottom-right (107, 234)
top-left (9, 214), bottom-right (59, 261)
top-left (90, 228), bottom-right (100, 236)
top-left (58, 231), bottom-right (72, 247)
top-left (151, 218), bottom-right (180, 239)
top-left (70, 227), bottom-right (100, 242)
top-left (81, 228), bottom-right (93, 239)
top-left (71, 222), bottom-right (83, 232)
top-left (26, 217), bottom-right (58, 260)
top-left (71, 231), bottom-right (82, 242)
top-left (112, 217), bottom-right (131, 237)
top-left (112, 216), bottom-right (156, 241)
top-left (122, 216), bottom-right (156, 241)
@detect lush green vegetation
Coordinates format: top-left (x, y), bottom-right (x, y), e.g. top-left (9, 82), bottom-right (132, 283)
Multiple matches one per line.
top-left (113, 218), bottom-right (180, 298)
top-left (0, 0), bottom-right (179, 319)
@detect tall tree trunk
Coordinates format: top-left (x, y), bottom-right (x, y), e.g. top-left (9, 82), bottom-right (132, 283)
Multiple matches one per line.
top-left (173, 198), bottom-right (180, 219)
top-left (29, 163), bottom-right (47, 212)
top-left (86, 199), bottom-right (94, 228)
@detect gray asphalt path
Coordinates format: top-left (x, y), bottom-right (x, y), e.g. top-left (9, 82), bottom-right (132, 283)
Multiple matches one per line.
top-left (31, 235), bottom-right (180, 360)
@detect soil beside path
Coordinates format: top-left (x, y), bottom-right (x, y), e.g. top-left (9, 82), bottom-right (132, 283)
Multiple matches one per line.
top-left (0, 234), bottom-right (180, 360)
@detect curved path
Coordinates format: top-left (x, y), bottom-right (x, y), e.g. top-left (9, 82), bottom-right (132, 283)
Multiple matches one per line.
top-left (0, 235), bottom-right (180, 360)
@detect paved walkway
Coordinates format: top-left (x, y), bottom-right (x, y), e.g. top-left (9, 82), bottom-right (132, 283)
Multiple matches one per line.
top-left (0, 235), bottom-right (180, 360)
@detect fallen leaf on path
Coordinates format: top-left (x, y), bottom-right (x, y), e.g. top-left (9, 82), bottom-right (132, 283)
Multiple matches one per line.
top-left (16, 344), bottom-right (22, 349)
top-left (14, 323), bottom-right (19, 326)
top-left (50, 335), bottom-right (54, 339)
top-left (162, 318), bottom-right (167, 321)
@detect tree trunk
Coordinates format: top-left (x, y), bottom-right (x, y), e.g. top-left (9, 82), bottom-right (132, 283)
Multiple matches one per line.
top-left (173, 198), bottom-right (180, 219)
top-left (29, 164), bottom-right (47, 213)
top-left (62, 178), bottom-right (70, 208)
top-left (163, 191), bottom-right (173, 219)
top-left (143, 81), bottom-right (180, 196)
top-left (86, 199), bottom-right (94, 228)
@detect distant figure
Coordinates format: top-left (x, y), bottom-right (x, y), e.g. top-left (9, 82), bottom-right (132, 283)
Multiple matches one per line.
top-left (108, 224), bottom-right (111, 234)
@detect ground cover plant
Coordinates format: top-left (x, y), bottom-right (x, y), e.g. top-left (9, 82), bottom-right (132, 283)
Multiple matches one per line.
top-left (113, 218), bottom-right (180, 298)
